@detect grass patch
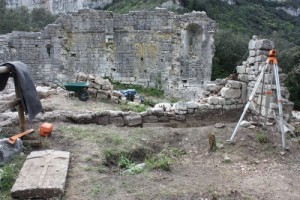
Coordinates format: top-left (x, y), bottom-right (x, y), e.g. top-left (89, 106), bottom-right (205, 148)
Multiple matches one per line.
top-left (107, 187), bottom-right (117, 196)
top-left (103, 148), bottom-right (129, 166)
top-left (90, 183), bottom-right (102, 197)
top-left (256, 132), bottom-right (268, 143)
top-left (0, 155), bottom-right (26, 198)
top-left (120, 102), bottom-right (147, 112)
top-left (118, 155), bottom-right (133, 169)
top-left (145, 147), bottom-right (185, 171)
top-left (145, 155), bottom-right (172, 171)
top-left (111, 80), bottom-right (164, 98)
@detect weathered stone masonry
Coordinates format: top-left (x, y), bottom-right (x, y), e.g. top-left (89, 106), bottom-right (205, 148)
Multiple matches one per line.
top-left (0, 8), bottom-right (216, 99)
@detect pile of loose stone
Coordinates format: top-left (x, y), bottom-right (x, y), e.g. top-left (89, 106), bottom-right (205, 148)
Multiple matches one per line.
top-left (76, 72), bottom-right (143, 104)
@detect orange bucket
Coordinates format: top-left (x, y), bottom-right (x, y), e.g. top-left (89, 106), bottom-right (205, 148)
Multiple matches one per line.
top-left (39, 123), bottom-right (53, 137)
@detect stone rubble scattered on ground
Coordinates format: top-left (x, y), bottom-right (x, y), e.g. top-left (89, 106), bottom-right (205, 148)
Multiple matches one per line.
top-left (0, 138), bottom-right (23, 165)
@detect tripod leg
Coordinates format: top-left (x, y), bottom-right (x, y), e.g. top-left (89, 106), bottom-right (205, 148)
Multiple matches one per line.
top-left (263, 64), bottom-right (274, 127)
top-left (228, 63), bottom-right (268, 142)
top-left (273, 64), bottom-right (287, 149)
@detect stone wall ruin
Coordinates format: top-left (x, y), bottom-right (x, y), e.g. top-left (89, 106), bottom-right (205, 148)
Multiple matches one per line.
top-left (0, 8), bottom-right (216, 99)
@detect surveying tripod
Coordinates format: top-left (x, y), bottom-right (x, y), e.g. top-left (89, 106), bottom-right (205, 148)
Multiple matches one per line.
top-left (227, 49), bottom-right (287, 150)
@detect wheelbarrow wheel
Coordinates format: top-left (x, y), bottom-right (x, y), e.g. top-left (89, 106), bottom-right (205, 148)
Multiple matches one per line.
top-left (78, 90), bottom-right (89, 101)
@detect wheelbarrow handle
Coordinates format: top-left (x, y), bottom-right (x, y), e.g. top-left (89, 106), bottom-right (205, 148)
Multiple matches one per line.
top-left (52, 80), bottom-right (65, 90)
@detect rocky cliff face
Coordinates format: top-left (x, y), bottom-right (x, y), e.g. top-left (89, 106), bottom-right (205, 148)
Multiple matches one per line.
top-left (5, 0), bottom-right (112, 14)
top-left (276, 6), bottom-right (300, 16)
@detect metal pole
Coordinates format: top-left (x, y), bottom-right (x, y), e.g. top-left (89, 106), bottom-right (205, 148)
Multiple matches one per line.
top-left (263, 64), bottom-right (273, 127)
top-left (228, 63), bottom-right (268, 142)
top-left (273, 63), bottom-right (286, 149)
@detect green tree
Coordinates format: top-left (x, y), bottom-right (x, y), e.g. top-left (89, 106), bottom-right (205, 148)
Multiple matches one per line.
top-left (212, 29), bottom-right (249, 80)
top-left (285, 66), bottom-right (300, 110)
top-left (0, 5), bottom-right (56, 34)
top-left (30, 8), bottom-right (57, 31)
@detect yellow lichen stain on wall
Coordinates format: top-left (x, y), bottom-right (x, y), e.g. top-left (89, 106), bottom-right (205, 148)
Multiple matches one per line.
top-left (134, 43), bottom-right (157, 60)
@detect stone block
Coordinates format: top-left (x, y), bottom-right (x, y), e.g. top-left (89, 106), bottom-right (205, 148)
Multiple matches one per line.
top-left (93, 84), bottom-right (102, 90)
top-left (175, 114), bottom-right (186, 121)
top-left (214, 79), bottom-right (226, 85)
top-left (236, 65), bottom-right (246, 74)
top-left (248, 39), bottom-right (256, 50)
top-left (249, 50), bottom-right (256, 57)
top-left (110, 117), bottom-right (124, 126)
top-left (218, 97), bottom-right (226, 105)
top-left (97, 115), bottom-right (110, 125)
top-left (95, 76), bottom-right (105, 85)
top-left (102, 84), bottom-right (112, 90)
top-left (238, 74), bottom-right (248, 82)
top-left (124, 114), bottom-right (142, 126)
top-left (147, 107), bottom-right (164, 116)
top-left (11, 150), bottom-right (70, 199)
top-left (255, 55), bottom-right (267, 62)
top-left (87, 74), bottom-right (96, 82)
top-left (256, 50), bottom-right (269, 56)
top-left (175, 110), bottom-right (187, 115)
top-left (154, 103), bottom-right (172, 111)
top-left (109, 111), bottom-right (123, 117)
top-left (214, 105), bottom-right (222, 109)
top-left (186, 101), bottom-right (199, 109)
top-left (158, 115), bottom-right (170, 122)
top-left (220, 87), bottom-right (241, 99)
top-left (196, 103), bottom-right (210, 112)
top-left (112, 90), bottom-right (124, 98)
top-left (207, 96), bottom-right (219, 105)
top-left (255, 39), bottom-right (274, 50)
top-left (226, 80), bottom-right (242, 89)
top-left (204, 83), bottom-right (220, 92)
top-left (173, 101), bottom-right (187, 111)
top-left (77, 72), bottom-right (87, 81)
top-left (187, 108), bottom-right (194, 114)
top-left (143, 115), bottom-right (159, 123)
top-left (247, 57), bottom-right (256, 65)
top-left (241, 82), bottom-right (248, 103)
top-left (97, 89), bottom-right (111, 97)
top-left (247, 75), bottom-right (257, 81)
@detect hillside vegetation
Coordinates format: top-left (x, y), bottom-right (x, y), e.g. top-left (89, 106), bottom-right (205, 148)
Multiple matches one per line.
top-left (0, 0), bottom-right (57, 34)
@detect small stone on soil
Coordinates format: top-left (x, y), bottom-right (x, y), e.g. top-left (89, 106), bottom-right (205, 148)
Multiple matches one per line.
top-left (215, 123), bottom-right (225, 128)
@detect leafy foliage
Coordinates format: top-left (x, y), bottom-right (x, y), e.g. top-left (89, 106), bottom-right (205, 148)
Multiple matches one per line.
top-left (285, 66), bottom-right (300, 110)
top-left (0, 0), bottom-right (57, 34)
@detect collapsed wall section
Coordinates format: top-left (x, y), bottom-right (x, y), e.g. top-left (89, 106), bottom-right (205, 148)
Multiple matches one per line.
top-left (0, 9), bottom-right (216, 99)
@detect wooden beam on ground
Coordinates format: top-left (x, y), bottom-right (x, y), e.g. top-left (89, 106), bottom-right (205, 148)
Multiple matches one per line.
top-left (0, 66), bottom-right (10, 74)
top-left (0, 99), bottom-right (20, 113)
top-left (12, 73), bottom-right (26, 132)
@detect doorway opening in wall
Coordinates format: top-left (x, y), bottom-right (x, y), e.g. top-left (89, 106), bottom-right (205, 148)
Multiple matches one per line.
top-left (186, 23), bottom-right (203, 57)
top-left (46, 44), bottom-right (53, 58)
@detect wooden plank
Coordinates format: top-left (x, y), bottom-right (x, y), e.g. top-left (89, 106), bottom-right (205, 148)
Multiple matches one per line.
top-left (0, 99), bottom-right (20, 113)
top-left (12, 73), bottom-right (26, 132)
top-left (0, 66), bottom-right (10, 74)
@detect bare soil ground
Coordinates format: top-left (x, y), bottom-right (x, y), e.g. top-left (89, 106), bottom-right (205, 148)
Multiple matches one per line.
top-left (3, 92), bottom-right (300, 200)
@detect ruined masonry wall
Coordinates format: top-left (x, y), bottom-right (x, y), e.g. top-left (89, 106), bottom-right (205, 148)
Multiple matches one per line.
top-left (198, 37), bottom-right (294, 122)
top-left (0, 9), bottom-right (216, 99)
